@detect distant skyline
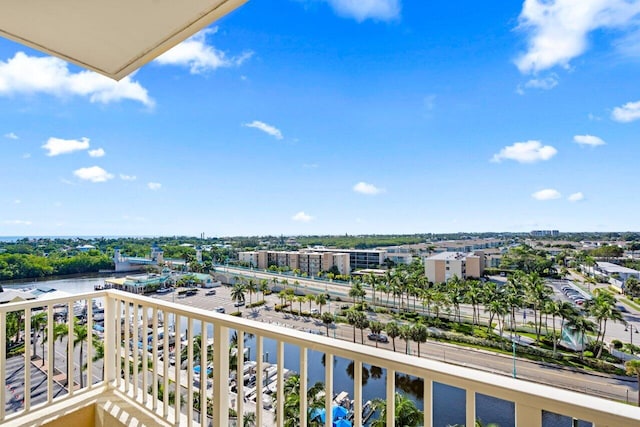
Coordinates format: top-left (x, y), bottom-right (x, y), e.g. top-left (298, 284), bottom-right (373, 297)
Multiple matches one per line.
top-left (2, 1), bottom-right (640, 236)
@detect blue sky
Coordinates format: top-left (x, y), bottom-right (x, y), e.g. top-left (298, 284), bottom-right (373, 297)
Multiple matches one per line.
top-left (2, 0), bottom-right (640, 237)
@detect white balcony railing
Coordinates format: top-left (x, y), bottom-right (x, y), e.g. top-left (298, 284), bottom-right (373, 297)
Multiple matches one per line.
top-left (1, 289), bottom-right (639, 427)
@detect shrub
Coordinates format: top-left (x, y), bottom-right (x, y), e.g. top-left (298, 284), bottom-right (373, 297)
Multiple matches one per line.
top-left (247, 300), bottom-right (266, 308)
top-left (583, 351), bottom-right (594, 358)
top-left (611, 339), bottom-right (623, 349)
top-left (230, 311), bottom-right (242, 317)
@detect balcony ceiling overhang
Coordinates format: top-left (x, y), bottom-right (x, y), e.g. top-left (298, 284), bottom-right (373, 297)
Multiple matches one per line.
top-left (0, 0), bottom-right (247, 80)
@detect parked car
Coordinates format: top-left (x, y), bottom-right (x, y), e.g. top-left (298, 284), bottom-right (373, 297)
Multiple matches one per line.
top-left (205, 289), bottom-right (216, 296)
top-left (311, 308), bottom-right (319, 315)
top-left (367, 333), bottom-right (389, 343)
top-left (215, 306), bottom-right (225, 313)
top-left (234, 301), bottom-right (245, 307)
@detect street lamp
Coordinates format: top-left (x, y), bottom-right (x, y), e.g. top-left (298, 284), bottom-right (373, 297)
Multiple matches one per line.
top-left (512, 342), bottom-right (517, 379)
top-left (625, 324), bottom-right (639, 347)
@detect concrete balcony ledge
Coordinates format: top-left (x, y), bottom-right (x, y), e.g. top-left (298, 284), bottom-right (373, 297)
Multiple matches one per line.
top-left (3, 386), bottom-right (176, 427)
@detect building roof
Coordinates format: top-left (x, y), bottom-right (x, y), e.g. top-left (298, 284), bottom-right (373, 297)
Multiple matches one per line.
top-left (596, 262), bottom-right (640, 275)
top-left (426, 251), bottom-right (479, 261)
top-left (0, 0), bottom-right (247, 80)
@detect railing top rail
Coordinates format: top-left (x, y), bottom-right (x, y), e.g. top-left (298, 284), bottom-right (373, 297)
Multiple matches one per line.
top-left (104, 290), bottom-right (640, 423)
top-left (0, 290), bottom-right (105, 312)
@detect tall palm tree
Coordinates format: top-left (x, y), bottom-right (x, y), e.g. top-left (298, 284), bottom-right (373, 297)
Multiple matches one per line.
top-left (564, 315), bottom-right (597, 359)
top-left (275, 374), bottom-right (325, 427)
top-left (321, 312), bottom-right (334, 336)
top-left (366, 273), bottom-right (378, 306)
top-left (589, 293), bottom-right (626, 358)
top-left (625, 360), bottom-right (640, 406)
top-left (386, 322), bottom-right (400, 352)
top-left (31, 312), bottom-right (47, 359)
top-left (259, 279), bottom-right (269, 302)
top-left (371, 392), bottom-right (422, 427)
top-left (231, 283), bottom-right (246, 309)
top-left (346, 309), bottom-right (365, 343)
top-left (73, 321), bottom-right (88, 388)
top-left (246, 279), bottom-right (257, 305)
top-left (315, 293), bottom-right (327, 314)
top-left (411, 324), bottom-right (428, 357)
top-left (465, 280), bottom-right (482, 327)
top-left (447, 275), bottom-right (466, 323)
top-left (369, 321), bottom-right (384, 348)
top-left (400, 324), bottom-right (412, 355)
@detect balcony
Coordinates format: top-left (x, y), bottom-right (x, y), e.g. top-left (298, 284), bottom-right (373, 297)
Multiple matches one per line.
top-left (1, 289), bottom-right (639, 427)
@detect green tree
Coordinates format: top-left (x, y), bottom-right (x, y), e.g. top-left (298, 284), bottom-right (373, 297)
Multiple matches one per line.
top-left (315, 293), bottom-right (327, 314)
top-left (411, 324), bottom-right (428, 357)
top-left (320, 312), bottom-right (334, 337)
top-left (73, 321), bottom-right (88, 388)
top-left (369, 321), bottom-right (384, 348)
top-left (231, 283), bottom-right (246, 309)
top-left (386, 322), bottom-right (400, 353)
top-left (588, 293), bottom-right (626, 358)
top-left (30, 312), bottom-right (47, 359)
top-left (370, 392), bottom-right (422, 427)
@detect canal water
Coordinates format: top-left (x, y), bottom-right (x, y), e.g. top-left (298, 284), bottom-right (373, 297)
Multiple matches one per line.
top-left (5, 277), bottom-right (592, 427)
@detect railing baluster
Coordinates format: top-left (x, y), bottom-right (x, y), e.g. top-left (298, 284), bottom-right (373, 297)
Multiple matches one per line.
top-left (0, 307), bottom-right (6, 422)
top-left (386, 368), bottom-right (395, 427)
top-left (87, 299), bottom-right (93, 389)
top-left (255, 335), bottom-right (263, 427)
top-left (466, 389), bottom-right (476, 427)
top-left (516, 402), bottom-right (541, 426)
top-left (424, 377), bottom-right (433, 427)
top-left (163, 310), bottom-right (169, 419)
top-left (124, 302), bottom-right (130, 394)
top-left (104, 296), bottom-right (116, 388)
top-left (354, 359), bottom-right (362, 427)
top-left (114, 298), bottom-right (122, 389)
top-left (133, 304), bottom-right (139, 399)
top-left (276, 340), bottom-right (284, 427)
top-left (24, 307), bottom-right (31, 412)
top-left (200, 321), bottom-right (207, 427)
top-left (152, 307), bottom-right (159, 411)
top-left (236, 330), bottom-right (244, 427)
top-left (67, 301), bottom-right (74, 397)
top-left (325, 351), bottom-right (333, 427)
top-left (187, 318), bottom-right (194, 427)
top-left (142, 305), bottom-right (148, 405)
top-left (212, 322), bottom-right (229, 427)
top-left (174, 314), bottom-right (181, 426)
top-left (47, 306), bottom-right (54, 403)
top-left (299, 347), bottom-right (307, 427)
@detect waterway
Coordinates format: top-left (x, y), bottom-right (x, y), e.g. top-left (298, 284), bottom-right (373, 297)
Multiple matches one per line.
top-left (6, 277), bottom-right (592, 427)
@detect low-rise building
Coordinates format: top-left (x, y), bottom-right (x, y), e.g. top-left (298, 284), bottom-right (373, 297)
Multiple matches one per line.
top-left (237, 249), bottom-right (350, 275)
top-left (424, 251), bottom-right (485, 283)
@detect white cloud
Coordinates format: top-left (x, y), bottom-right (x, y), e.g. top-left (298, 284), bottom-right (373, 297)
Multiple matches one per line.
top-left (88, 148), bottom-right (105, 157)
top-left (148, 182), bottom-right (162, 191)
top-left (353, 182), bottom-right (384, 195)
top-left (515, 0), bottom-right (640, 74)
top-left (42, 136), bottom-right (90, 156)
top-left (491, 140), bottom-right (557, 163)
top-left (612, 100), bottom-right (640, 122)
top-left (73, 166), bottom-right (114, 183)
top-left (573, 134), bottom-right (606, 147)
top-left (568, 192), bottom-right (585, 202)
top-left (323, 0), bottom-right (401, 22)
top-left (120, 174), bottom-right (137, 181)
top-left (155, 29), bottom-right (252, 74)
top-left (243, 120), bottom-right (283, 140)
top-left (4, 132), bottom-right (18, 139)
top-left (3, 219), bottom-right (31, 225)
top-left (292, 211), bottom-right (314, 222)
top-left (0, 52), bottom-right (153, 107)
top-left (525, 74), bottom-right (559, 90)
top-left (532, 189), bottom-right (562, 201)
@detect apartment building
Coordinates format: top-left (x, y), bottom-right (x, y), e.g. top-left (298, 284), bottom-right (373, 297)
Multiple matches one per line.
top-left (424, 251), bottom-right (485, 283)
top-left (238, 250), bottom-right (350, 275)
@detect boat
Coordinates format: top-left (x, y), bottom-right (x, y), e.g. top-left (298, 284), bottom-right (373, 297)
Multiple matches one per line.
top-left (156, 287), bottom-right (173, 294)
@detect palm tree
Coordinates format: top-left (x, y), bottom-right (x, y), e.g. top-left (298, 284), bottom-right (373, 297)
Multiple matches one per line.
top-left (371, 392), bottom-right (422, 427)
top-left (231, 283), bottom-right (246, 309)
top-left (367, 273), bottom-right (378, 306)
top-left (545, 300), bottom-right (562, 355)
top-left (45, 322), bottom-right (69, 372)
top-left (465, 279), bottom-right (482, 327)
top-left (275, 374), bottom-right (325, 427)
top-left (246, 279), bottom-right (257, 305)
top-left (321, 312), bottom-right (334, 336)
top-left (31, 312), bottom-right (47, 359)
top-left (346, 309), bottom-right (365, 343)
top-left (447, 275), bottom-right (466, 323)
top-left (259, 279), bottom-right (269, 301)
top-left (369, 321), bottom-right (384, 348)
top-left (73, 321), bottom-right (88, 388)
top-left (589, 293), bottom-right (626, 358)
top-left (565, 315), bottom-right (597, 359)
top-left (524, 272), bottom-right (552, 342)
top-left (400, 324), bottom-right (412, 355)
top-left (625, 360), bottom-right (640, 406)
top-left (411, 324), bottom-right (428, 357)
top-left (315, 293), bottom-right (327, 314)
top-left (296, 295), bottom-right (305, 315)
top-left (386, 322), bottom-right (400, 352)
